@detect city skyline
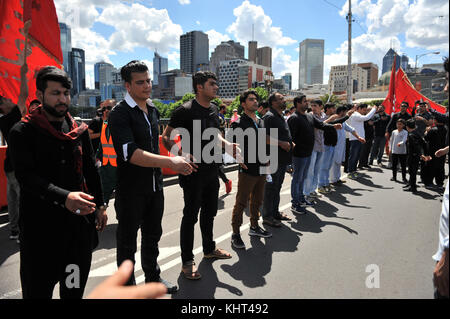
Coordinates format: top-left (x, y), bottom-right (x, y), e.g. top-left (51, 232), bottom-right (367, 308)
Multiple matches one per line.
top-left (54, 0), bottom-right (449, 90)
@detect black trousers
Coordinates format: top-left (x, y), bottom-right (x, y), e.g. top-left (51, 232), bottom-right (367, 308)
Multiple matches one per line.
top-left (392, 154), bottom-right (407, 180)
top-left (343, 138), bottom-right (350, 173)
top-left (358, 138), bottom-right (373, 167)
top-left (408, 157), bottom-right (420, 189)
top-left (20, 215), bottom-right (94, 299)
top-left (422, 156), bottom-right (446, 186)
top-left (218, 164), bottom-right (229, 183)
top-left (115, 189), bottom-right (164, 285)
top-left (179, 171), bottom-right (219, 264)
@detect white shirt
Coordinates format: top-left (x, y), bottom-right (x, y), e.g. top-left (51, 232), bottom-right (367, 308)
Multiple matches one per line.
top-left (433, 181), bottom-right (449, 262)
top-left (346, 107), bottom-right (376, 141)
top-left (389, 129), bottom-right (408, 154)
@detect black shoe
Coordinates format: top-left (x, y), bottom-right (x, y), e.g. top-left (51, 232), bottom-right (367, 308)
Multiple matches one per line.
top-left (403, 186), bottom-right (417, 192)
top-left (390, 177), bottom-right (397, 182)
top-left (9, 231), bottom-right (19, 240)
top-left (402, 183), bottom-right (410, 188)
top-left (231, 233), bottom-right (246, 249)
top-left (154, 278), bottom-right (178, 294)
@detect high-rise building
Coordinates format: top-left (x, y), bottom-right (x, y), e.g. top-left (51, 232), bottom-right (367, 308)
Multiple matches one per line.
top-left (218, 59), bottom-right (270, 99)
top-left (357, 63), bottom-right (379, 89)
top-left (281, 73), bottom-right (292, 90)
top-left (247, 41), bottom-right (272, 68)
top-left (382, 49), bottom-right (409, 74)
top-left (180, 31), bottom-right (209, 74)
top-left (70, 48), bottom-right (86, 97)
top-left (94, 62), bottom-right (115, 101)
top-left (210, 40), bottom-right (245, 75)
top-left (153, 52), bottom-right (168, 86)
top-left (329, 64), bottom-right (368, 94)
top-left (94, 61), bottom-right (112, 90)
top-left (59, 23), bottom-right (72, 76)
top-left (298, 39), bottom-right (324, 89)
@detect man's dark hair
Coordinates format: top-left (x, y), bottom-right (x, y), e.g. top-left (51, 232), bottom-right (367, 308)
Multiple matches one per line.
top-left (406, 118), bottom-right (416, 129)
top-left (444, 56), bottom-right (449, 73)
top-left (219, 104), bottom-right (226, 111)
top-left (120, 60), bottom-right (149, 84)
top-left (259, 100), bottom-right (269, 108)
top-left (310, 99), bottom-right (323, 106)
top-left (336, 106), bottom-right (347, 114)
top-left (268, 92), bottom-right (280, 106)
top-left (344, 103), bottom-right (353, 110)
top-left (29, 99), bottom-right (41, 106)
top-left (357, 103), bottom-right (368, 109)
top-left (240, 89), bottom-right (259, 104)
top-left (193, 71), bottom-right (217, 94)
top-left (401, 101), bottom-right (409, 108)
top-left (36, 66), bottom-right (72, 92)
top-left (397, 118), bottom-right (406, 126)
top-left (324, 103), bottom-right (336, 112)
top-left (293, 95), bottom-right (306, 107)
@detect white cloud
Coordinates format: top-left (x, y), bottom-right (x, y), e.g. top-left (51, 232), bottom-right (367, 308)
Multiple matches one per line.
top-left (179, 0), bottom-right (191, 4)
top-left (97, 3), bottom-right (183, 54)
top-left (168, 51), bottom-right (180, 69)
top-left (226, 0), bottom-right (296, 47)
top-left (206, 30), bottom-right (231, 51)
top-left (272, 48), bottom-right (299, 90)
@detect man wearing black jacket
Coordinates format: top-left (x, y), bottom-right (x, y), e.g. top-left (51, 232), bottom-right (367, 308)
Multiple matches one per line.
top-left (369, 105), bottom-right (390, 166)
top-left (8, 66), bottom-right (107, 299)
top-left (287, 96), bottom-right (341, 214)
top-left (403, 119), bottom-right (431, 193)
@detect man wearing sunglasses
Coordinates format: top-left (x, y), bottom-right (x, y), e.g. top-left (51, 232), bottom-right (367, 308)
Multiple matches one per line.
top-left (96, 99), bottom-right (117, 208)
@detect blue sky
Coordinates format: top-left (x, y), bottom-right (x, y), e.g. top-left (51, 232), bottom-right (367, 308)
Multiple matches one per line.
top-left (54, 0), bottom-right (449, 89)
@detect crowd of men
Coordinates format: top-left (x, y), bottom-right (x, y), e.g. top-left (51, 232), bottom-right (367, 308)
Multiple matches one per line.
top-left (0, 57), bottom-right (448, 299)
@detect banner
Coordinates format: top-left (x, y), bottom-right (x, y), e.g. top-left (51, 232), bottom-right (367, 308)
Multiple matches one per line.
top-left (0, 0), bottom-right (62, 109)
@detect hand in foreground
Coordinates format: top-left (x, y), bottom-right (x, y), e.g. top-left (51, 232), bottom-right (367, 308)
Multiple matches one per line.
top-left (65, 192), bottom-right (96, 215)
top-left (435, 147), bottom-right (449, 158)
top-left (87, 260), bottom-right (167, 299)
top-left (433, 249), bottom-right (449, 297)
top-left (358, 137), bottom-right (366, 144)
top-left (420, 155), bottom-right (432, 162)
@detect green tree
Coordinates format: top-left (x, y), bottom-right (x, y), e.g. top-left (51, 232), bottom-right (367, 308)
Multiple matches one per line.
top-left (319, 94), bottom-right (341, 105)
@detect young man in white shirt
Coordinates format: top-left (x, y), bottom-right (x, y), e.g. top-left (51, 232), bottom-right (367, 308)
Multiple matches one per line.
top-left (345, 103), bottom-right (376, 178)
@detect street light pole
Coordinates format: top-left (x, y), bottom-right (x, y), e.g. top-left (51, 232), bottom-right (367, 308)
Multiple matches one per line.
top-left (414, 51), bottom-right (440, 86)
top-left (346, 0), bottom-right (352, 104)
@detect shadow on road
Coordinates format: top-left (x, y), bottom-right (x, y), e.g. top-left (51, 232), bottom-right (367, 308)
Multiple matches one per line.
top-left (173, 259), bottom-right (243, 299)
top-left (355, 173), bottom-right (394, 190)
top-left (312, 199), bottom-right (355, 220)
top-left (323, 185), bottom-right (371, 209)
top-left (289, 211), bottom-right (358, 235)
top-left (94, 223), bottom-right (118, 251)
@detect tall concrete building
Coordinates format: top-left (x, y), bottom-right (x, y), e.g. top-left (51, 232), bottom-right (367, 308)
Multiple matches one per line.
top-left (70, 48), bottom-right (86, 97)
top-left (180, 31), bottom-right (209, 74)
top-left (357, 63), bottom-right (379, 89)
top-left (329, 64), bottom-right (368, 94)
top-left (247, 41), bottom-right (272, 68)
top-left (218, 59), bottom-right (270, 98)
top-left (153, 52), bottom-right (168, 86)
top-left (298, 39), bottom-right (324, 89)
top-left (210, 40), bottom-right (245, 75)
top-left (59, 23), bottom-right (72, 76)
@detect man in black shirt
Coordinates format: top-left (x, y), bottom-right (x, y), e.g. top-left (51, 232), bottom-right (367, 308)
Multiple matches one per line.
top-left (88, 107), bottom-right (103, 153)
top-left (287, 96), bottom-right (341, 214)
top-left (229, 90), bottom-right (271, 249)
top-left (8, 66), bottom-right (107, 298)
top-left (0, 63), bottom-right (28, 242)
top-left (261, 92), bottom-right (294, 226)
top-left (162, 71), bottom-right (240, 280)
top-left (109, 61), bottom-right (193, 293)
top-left (369, 105), bottom-right (390, 166)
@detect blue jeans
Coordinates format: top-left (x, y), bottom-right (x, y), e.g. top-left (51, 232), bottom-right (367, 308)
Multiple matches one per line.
top-left (263, 163), bottom-right (287, 219)
top-left (291, 156), bottom-right (311, 206)
top-left (318, 145), bottom-right (335, 187)
top-left (348, 140), bottom-right (362, 173)
top-left (304, 151), bottom-right (323, 196)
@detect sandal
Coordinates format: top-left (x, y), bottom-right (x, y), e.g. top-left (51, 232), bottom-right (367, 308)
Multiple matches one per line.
top-left (181, 260), bottom-right (202, 280)
top-left (203, 248), bottom-right (232, 259)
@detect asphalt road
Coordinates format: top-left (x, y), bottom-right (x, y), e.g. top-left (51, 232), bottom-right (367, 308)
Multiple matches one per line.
top-left (0, 160), bottom-right (446, 299)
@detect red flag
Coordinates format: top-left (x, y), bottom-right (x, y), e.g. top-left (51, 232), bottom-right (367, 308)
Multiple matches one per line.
top-left (0, 0), bottom-right (62, 110)
top-left (393, 68), bottom-right (446, 114)
top-left (382, 55), bottom-right (396, 115)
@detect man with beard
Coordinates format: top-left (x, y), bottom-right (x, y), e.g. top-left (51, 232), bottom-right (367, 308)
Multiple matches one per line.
top-left (8, 66), bottom-right (107, 298)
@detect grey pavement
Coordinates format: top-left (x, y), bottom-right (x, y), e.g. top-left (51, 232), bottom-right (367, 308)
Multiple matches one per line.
top-left (0, 159), bottom-right (446, 299)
